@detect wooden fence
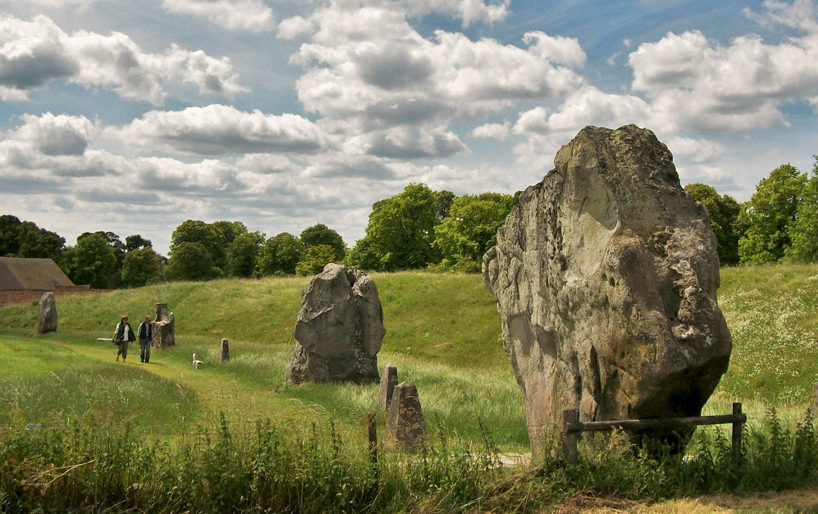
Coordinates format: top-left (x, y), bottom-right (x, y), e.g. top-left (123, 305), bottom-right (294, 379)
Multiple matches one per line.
top-left (561, 402), bottom-right (747, 466)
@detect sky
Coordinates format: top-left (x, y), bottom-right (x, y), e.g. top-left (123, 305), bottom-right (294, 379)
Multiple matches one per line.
top-left (1, 0), bottom-right (818, 255)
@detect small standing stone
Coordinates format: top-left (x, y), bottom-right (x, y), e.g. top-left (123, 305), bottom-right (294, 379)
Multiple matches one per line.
top-left (152, 303), bottom-right (175, 348)
top-left (809, 383), bottom-right (818, 414)
top-left (385, 382), bottom-right (426, 451)
top-left (36, 292), bottom-right (57, 334)
top-left (377, 363), bottom-right (398, 411)
top-left (219, 338), bottom-right (230, 362)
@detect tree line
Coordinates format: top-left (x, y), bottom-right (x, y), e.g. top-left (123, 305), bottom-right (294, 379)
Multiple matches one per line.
top-left (2, 159), bottom-right (817, 288)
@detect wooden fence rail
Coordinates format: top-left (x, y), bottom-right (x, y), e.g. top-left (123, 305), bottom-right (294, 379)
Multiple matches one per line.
top-left (561, 402), bottom-right (746, 467)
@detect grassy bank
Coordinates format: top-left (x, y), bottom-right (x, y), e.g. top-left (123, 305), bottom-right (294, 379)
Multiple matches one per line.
top-left (2, 264), bottom-right (818, 510)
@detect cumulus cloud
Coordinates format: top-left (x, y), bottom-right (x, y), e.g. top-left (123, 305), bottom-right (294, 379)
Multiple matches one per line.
top-left (0, 14), bottom-right (246, 103)
top-left (279, 0), bottom-right (509, 37)
top-left (162, 0), bottom-right (275, 32)
top-left (356, 126), bottom-right (467, 159)
top-left (665, 136), bottom-right (726, 164)
top-left (0, 16), bottom-right (78, 90)
top-left (118, 104), bottom-right (331, 155)
top-left (289, 3), bottom-right (584, 159)
top-left (628, 21), bottom-right (818, 132)
top-left (13, 112), bottom-right (94, 156)
top-left (513, 86), bottom-right (652, 136)
top-left (471, 121), bottom-right (510, 140)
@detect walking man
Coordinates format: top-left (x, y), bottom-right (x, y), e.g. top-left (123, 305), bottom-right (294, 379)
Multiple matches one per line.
top-left (137, 316), bottom-right (153, 363)
top-left (113, 315), bottom-right (135, 362)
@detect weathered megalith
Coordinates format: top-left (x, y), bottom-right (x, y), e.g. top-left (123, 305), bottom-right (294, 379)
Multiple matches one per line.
top-left (36, 292), bottom-right (57, 334)
top-left (483, 125), bottom-right (732, 454)
top-left (385, 382), bottom-right (426, 451)
top-left (286, 263), bottom-right (385, 384)
top-left (378, 363), bottom-right (398, 410)
top-left (219, 338), bottom-right (229, 362)
top-left (152, 303), bottom-right (175, 348)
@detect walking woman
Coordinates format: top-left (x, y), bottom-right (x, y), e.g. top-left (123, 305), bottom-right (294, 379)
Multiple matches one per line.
top-left (113, 315), bottom-right (135, 362)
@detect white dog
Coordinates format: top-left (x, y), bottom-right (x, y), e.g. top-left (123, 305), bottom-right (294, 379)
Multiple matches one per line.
top-left (192, 353), bottom-right (204, 369)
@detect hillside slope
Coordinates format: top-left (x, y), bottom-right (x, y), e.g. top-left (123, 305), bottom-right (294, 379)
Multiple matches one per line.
top-left (2, 264), bottom-right (818, 406)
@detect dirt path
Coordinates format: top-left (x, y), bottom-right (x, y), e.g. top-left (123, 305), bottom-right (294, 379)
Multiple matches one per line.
top-left (551, 485), bottom-right (818, 513)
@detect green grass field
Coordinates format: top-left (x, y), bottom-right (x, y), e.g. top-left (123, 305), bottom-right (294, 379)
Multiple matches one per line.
top-left (2, 265), bottom-right (818, 511)
top-left (2, 265), bottom-right (818, 447)
top-left (0, 272), bottom-right (526, 453)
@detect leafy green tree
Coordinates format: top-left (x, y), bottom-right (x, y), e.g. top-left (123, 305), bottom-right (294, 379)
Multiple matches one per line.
top-left (738, 164), bottom-right (806, 264)
top-left (0, 215), bottom-right (22, 255)
top-left (433, 192), bottom-right (515, 269)
top-left (300, 224), bottom-right (345, 261)
top-left (684, 183), bottom-right (741, 266)
top-left (295, 244), bottom-right (337, 276)
top-left (16, 221), bottom-right (66, 260)
top-left (225, 231), bottom-right (264, 278)
top-left (166, 242), bottom-right (217, 281)
top-left (170, 220), bottom-right (247, 273)
top-left (349, 183), bottom-right (442, 271)
top-left (435, 190), bottom-right (455, 220)
top-left (78, 231), bottom-right (125, 286)
top-left (65, 232), bottom-right (117, 288)
top-left (121, 246), bottom-right (161, 287)
top-left (170, 220), bottom-right (221, 269)
top-left (125, 234), bottom-right (152, 252)
top-left (787, 157), bottom-right (818, 262)
top-left (258, 232), bottom-right (304, 275)
top-left (212, 220), bottom-right (248, 269)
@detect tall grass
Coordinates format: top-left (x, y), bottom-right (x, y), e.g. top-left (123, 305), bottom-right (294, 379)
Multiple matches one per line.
top-left (1, 409), bottom-right (816, 513)
top-left (717, 263), bottom-right (818, 403)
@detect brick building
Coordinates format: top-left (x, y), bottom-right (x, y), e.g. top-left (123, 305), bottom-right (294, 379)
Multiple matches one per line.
top-left (0, 257), bottom-right (91, 306)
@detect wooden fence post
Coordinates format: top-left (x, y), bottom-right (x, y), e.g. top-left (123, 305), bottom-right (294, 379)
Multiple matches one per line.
top-left (562, 408), bottom-right (579, 463)
top-left (367, 412), bottom-right (378, 482)
top-left (732, 402), bottom-right (743, 469)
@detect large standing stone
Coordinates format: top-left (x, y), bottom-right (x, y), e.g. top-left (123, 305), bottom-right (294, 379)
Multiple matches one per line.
top-left (378, 363), bottom-right (398, 410)
top-left (385, 382), bottom-right (426, 451)
top-left (152, 303), bottom-right (175, 348)
top-left (36, 292), bottom-right (57, 334)
top-left (286, 263), bottom-right (385, 384)
top-left (483, 125), bottom-right (732, 454)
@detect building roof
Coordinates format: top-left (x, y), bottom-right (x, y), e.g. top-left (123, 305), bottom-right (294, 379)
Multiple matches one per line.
top-left (0, 257), bottom-right (75, 290)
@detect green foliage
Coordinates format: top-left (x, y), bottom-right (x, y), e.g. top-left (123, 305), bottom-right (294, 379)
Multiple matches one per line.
top-left (165, 242), bottom-right (218, 281)
top-left (685, 183), bottom-right (741, 265)
top-left (225, 231), bottom-right (263, 278)
top-left (433, 192), bottom-right (514, 267)
top-left (124, 234), bottom-right (151, 252)
top-left (350, 183), bottom-right (442, 271)
top-left (0, 214), bottom-right (22, 255)
top-left (212, 220), bottom-right (248, 269)
top-left (64, 232), bottom-right (117, 288)
top-left (121, 246), bottom-right (161, 287)
top-left (786, 158), bottom-right (818, 262)
top-left (738, 164), bottom-right (806, 264)
top-left (258, 232), bottom-right (304, 275)
top-left (295, 244), bottom-right (337, 276)
top-left (300, 223), bottom-right (345, 261)
top-left (76, 231), bottom-right (125, 287)
top-left (0, 215), bottom-right (66, 262)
